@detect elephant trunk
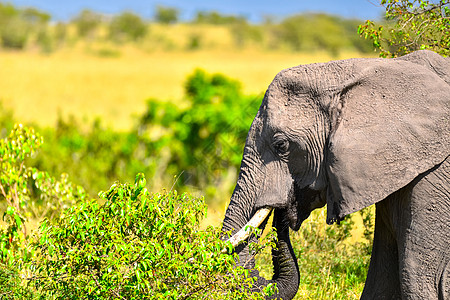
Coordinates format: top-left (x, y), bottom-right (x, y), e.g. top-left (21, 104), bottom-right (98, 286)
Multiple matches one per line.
top-left (222, 179), bottom-right (259, 269)
top-left (222, 173), bottom-right (300, 299)
top-left (250, 209), bottom-right (300, 300)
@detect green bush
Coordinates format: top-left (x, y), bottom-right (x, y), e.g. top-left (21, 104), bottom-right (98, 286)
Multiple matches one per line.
top-left (0, 124), bottom-right (86, 261)
top-left (71, 9), bottom-right (102, 39)
top-left (29, 174), bottom-right (274, 299)
top-left (0, 124), bottom-right (86, 299)
top-left (72, 9), bottom-right (102, 37)
top-left (193, 11), bottom-right (247, 25)
top-left (137, 70), bottom-right (261, 201)
top-left (0, 17), bottom-right (29, 49)
top-left (275, 13), bottom-right (372, 56)
top-left (0, 263), bottom-right (35, 299)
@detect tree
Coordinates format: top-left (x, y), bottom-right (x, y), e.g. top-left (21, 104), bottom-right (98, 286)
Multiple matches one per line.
top-left (154, 5), bottom-right (179, 24)
top-left (109, 12), bottom-right (148, 42)
top-left (193, 11), bottom-right (247, 25)
top-left (72, 9), bottom-right (102, 38)
top-left (358, 0), bottom-right (450, 57)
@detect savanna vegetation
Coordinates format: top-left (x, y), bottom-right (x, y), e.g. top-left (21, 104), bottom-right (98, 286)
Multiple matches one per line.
top-left (0, 0), bottom-right (448, 299)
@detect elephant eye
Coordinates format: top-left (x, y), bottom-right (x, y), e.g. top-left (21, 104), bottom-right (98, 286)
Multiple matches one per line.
top-left (272, 136), bottom-right (290, 156)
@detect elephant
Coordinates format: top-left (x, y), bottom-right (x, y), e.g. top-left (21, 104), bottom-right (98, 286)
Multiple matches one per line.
top-left (221, 50), bottom-right (449, 299)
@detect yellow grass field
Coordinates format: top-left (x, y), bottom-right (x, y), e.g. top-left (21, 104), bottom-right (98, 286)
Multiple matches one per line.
top-left (0, 48), bottom-right (374, 130)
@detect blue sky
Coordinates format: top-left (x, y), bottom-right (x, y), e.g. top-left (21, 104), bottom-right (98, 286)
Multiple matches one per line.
top-left (5, 0), bottom-right (385, 22)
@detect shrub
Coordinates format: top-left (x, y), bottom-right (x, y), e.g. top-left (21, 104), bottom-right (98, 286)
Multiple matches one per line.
top-left (0, 124), bottom-right (86, 298)
top-left (193, 11), bottom-right (247, 25)
top-left (0, 124), bottom-right (86, 262)
top-left (0, 124), bottom-right (276, 299)
top-left (0, 17), bottom-right (29, 49)
top-left (30, 174), bottom-right (275, 299)
top-left (137, 70), bottom-right (261, 201)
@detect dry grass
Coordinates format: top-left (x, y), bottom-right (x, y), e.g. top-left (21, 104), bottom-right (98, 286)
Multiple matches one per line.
top-left (0, 47), bottom-right (373, 130)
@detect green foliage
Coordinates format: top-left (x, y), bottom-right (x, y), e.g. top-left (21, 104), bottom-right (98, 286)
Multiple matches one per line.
top-left (187, 33), bottom-right (202, 50)
top-left (0, 263), bottom-right (35, 299)
top-left (0, 124), bottom-right (276, 299)
top-left (0, 124), bottom-right (86, 299)
top-left (0, 17), bottom-right (29, 49)
top-left (0, 124), bottom-right (86, 264)
top-left (154, 5), bottom-right (179, 24)
top-left (358, 0), bottom-right (450, 57)
top-left (138, 70), bottom-right (260, 198)
top-left (30, 174), bottom-right (272, 299)
top-left (109, 12), bottom-right (148, 42)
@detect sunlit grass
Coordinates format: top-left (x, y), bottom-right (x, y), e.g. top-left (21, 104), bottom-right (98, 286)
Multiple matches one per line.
top-left (0, 47), bottom-right (373, 130)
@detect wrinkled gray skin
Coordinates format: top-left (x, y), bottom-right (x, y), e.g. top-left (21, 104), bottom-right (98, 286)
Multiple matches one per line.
top-left (221, 50), bottom-right (450, 299)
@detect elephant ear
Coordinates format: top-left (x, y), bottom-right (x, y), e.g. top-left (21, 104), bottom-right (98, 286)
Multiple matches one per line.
top-left (325, 58), bottom-right (450, 224)
top-left (397, 50), bottom-right (450, 85)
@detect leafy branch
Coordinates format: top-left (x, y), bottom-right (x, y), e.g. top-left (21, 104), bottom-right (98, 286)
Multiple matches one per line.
top-left (358, 0), bottom-right (450, 57)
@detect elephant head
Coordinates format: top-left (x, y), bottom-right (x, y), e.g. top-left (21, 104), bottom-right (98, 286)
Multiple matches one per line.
top-left (221, 50), bottom-right (450, 299)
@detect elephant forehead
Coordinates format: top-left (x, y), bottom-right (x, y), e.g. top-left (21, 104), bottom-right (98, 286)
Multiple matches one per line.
top-left (264, 90), bottom-right (319, 131)
top-left (270, 68), bottom-right (312, 98)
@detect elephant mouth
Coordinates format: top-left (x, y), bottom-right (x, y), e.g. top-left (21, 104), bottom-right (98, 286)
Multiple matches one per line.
top-left (224, 188), bottom-right (324, 251)
top-left (287, 187), bottom-right (325, 231)
top-left (224, 207), bottom-right (273, 250)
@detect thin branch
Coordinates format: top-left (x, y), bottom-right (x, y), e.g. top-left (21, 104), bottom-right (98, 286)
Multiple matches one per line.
top-left (88, 268), bottom-right (126, 300)
top-left (0, 182), bottom-right (8, 201)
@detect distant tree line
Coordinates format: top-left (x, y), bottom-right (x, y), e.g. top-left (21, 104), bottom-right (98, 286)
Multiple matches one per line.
top-left (0, 3), bottom-right (51, 50)
top-left (0, 1), bottom-right (447, 56)
top-left (0, 2), bottom-right (374, 55)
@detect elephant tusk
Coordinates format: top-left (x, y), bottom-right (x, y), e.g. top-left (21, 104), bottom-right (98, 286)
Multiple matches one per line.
top-left (222, 207), bottom-right (273, 253)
